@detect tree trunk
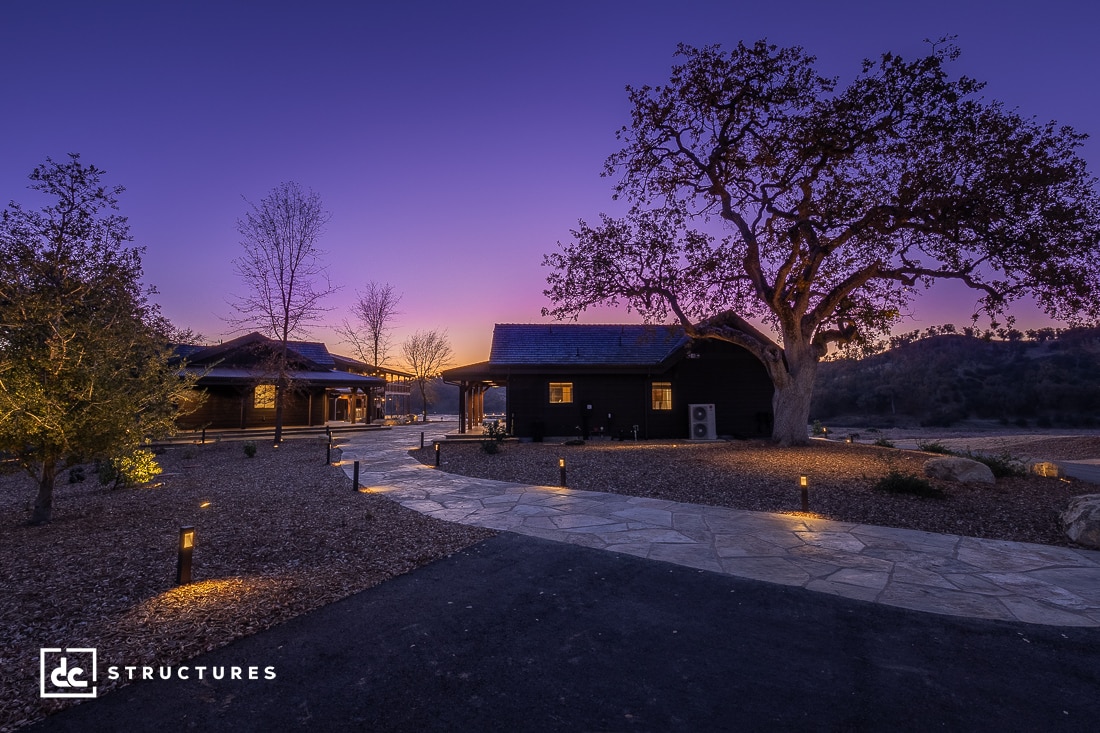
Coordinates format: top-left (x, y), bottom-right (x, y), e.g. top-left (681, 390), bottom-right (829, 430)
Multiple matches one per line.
top-left (769, 341), bottom-right (819, 446)
top-left (273, 381), bottom-right (285, 445)
top-left (30, 462), bottom-right (58, 525)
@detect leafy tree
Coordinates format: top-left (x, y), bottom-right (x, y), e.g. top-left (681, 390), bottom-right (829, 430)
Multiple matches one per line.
top-left (337, 281), bottom-right (403, 367)
top-left (229, 181), bottom-right (336, 444)
top-left (401, 329), bottom-right (453, 423)
top-left (0, 155), bottom-right (196, 523)
top-left (544, 40), bottom-right (1100, 445)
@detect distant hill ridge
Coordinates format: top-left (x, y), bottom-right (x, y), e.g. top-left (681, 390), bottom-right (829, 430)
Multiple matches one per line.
top-left (811, 327), bottom-right (1100, 428)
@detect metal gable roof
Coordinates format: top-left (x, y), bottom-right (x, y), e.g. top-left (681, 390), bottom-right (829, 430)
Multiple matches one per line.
top-left (488, 324), bottom-right (688, 367)
top-left (174, 332), bottom-right (336, 370)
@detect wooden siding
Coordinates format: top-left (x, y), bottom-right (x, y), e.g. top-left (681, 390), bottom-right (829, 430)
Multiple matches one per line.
top-left (504, 340), bottom-right (774, 440)
top-left (177, 386), bottom-right (327, 430)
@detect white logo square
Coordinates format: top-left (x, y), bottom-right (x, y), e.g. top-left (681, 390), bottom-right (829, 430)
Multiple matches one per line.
top-left (40, 648), bottom-right (98, 699)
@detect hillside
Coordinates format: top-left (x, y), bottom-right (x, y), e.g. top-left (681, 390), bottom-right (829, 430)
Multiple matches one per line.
top-left (811, 327), bottom-right (1100, 427)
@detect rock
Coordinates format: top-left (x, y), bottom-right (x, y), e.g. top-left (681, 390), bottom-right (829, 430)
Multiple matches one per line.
top-left (1061, 495), bottom-right (1100, 549)
top-left (923, 456), bottom-right (996, 485)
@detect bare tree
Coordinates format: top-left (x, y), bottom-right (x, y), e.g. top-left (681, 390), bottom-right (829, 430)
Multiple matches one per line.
top-left (229, 181), bottom-right (336, 443)
top-left (401, 329), bottom-right (454, 422)
top-left (337, 281), bottom-right (403, 367)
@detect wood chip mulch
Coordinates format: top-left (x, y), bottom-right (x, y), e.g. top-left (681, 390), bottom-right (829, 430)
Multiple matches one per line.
top-left (412, 436), bottom-right (1100, 550)
top-left (0, 439), bottom-right (494, 733)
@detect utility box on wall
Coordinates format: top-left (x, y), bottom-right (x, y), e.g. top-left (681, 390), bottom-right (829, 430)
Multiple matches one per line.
top-left (689, 403), bottom-right (717, 440)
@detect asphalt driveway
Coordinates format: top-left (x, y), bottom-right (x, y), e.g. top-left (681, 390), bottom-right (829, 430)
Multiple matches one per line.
top-left (31, 533), bottom-right (1100, 732)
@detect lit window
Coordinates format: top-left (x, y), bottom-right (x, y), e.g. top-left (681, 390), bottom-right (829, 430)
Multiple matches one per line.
top-left (651, 382), bottom-right (672, 411)
top-left (549, 382), bottom-right (573, 404)
top-left (254, 384), bottom-right (276, 409)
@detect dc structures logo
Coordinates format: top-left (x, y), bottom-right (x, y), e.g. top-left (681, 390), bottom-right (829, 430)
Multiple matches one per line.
top-left (40, 648), bottom-right (98, 698)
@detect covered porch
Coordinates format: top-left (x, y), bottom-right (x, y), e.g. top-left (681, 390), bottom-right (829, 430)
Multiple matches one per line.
top-left (442, 361), bottom-right (506, 434)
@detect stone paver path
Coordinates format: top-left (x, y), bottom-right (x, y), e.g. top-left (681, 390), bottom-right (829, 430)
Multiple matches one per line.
top-left (336, 424), bottom-right (1100, 627)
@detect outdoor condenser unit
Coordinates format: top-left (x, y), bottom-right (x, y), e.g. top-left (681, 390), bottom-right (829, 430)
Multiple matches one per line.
top-left (688, 403), bottom-right (717, 441)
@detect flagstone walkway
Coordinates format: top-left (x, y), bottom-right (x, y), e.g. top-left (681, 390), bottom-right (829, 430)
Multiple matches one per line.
top-left (336, 424), bottom-right (1100, 627)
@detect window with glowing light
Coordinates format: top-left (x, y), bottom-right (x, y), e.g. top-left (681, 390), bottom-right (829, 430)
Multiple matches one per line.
top-left (549, 382), bottom-right (573, 404)
top-left (651, 382), bottom-right (673, 410)
top-left (254, 384), bottom-right (276, 409)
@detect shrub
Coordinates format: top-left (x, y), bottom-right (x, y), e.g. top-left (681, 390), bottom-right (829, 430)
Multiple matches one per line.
top-left (958, 449), bottom-right (1027, 478)
top-left (98, 449), bottom-right (162, 488)
top-left (873, 437), bottom-right (896, 448)
top-left (68, 465), bottom-right (86, 483)
top-left (916, 440), bottom-right (951, 454)
top-left (243, 442), bottom-right (257, 458)
top-left (481, 420), bottom-right (507, 454)
top-left (113, 449), bottom-right (162, 486)
top-left (874, 471), bottom-right (944, 498)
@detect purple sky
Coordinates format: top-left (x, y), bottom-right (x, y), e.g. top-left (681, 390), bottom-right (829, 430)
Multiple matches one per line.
top-left (3, 1), bottom-right (1098, 365)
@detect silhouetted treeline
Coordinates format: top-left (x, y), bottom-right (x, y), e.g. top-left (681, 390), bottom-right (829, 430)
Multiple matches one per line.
top-left (812, 326), bottom-right (1100, 427)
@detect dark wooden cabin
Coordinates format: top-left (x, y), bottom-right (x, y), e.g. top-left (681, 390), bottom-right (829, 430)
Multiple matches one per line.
top-left (442, 324), bottom-right (774, 440)
top-left (174, 333), bottom-right (385, 430)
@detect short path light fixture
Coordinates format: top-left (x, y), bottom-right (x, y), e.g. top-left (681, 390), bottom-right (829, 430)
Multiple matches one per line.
top-left (176, 526), bottom-right (195, 585)
top-left (435, 442), bottom-right (440, 467)
top-left (799, 475), bottom-right (809, 512)
top-left (559, 458), bottom-right (567, 488)
top-left (326, 437), bottom-right (332, 465)
top-left (353, 460), bottom-right (360, 491)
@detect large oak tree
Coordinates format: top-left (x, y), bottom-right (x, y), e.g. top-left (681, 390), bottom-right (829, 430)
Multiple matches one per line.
top-left (0, 155), bottom-right (195, 523)
top-left (544, 41), bottom-right (1100, 444)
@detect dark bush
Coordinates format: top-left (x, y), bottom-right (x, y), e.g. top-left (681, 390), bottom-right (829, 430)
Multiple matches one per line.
top-left (874, 471), bottom-right (944, 498)
top-left (959, 449), bottom-right (1026, 478)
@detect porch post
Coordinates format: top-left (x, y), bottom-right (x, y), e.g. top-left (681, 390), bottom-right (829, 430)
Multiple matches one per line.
top-left (349, 387), bottom-right (357, 425)
top-left (458, 382), bottom-right (467, 434)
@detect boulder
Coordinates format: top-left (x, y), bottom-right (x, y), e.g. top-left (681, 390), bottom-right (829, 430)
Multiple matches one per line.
top-left (1061, 495), bottom-right (1100, 549)
top-left (923, 456), bottom-right (996, 485)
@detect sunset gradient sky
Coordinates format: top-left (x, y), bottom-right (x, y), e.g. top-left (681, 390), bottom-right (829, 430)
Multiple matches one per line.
top-left (3, 1), bottom-right (1098, 365)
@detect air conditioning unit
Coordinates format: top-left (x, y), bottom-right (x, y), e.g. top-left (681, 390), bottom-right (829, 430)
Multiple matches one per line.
top-left (688, 403), bottom-right (716, 441)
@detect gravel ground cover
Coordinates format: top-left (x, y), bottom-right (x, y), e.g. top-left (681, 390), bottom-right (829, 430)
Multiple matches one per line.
top-left (412, 435), bottom-right (1100, 549)
top-left (0, 438), bottom-right (494, 732)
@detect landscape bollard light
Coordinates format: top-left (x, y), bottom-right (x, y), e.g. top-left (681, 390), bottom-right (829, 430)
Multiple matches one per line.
top-left (201, 427), bottom-right (206, 445)
top-left (353, 460), bottom-right (360, 491)
top-left (800, 475), bottom-right (809, 512)
top-left (435, 442), bottom-right (440, 467)
top-left (176, 526), bottom-right (195, 585)
top-left (326, 438), bottom-right (331, 464)
top-left (559, 458), bottom-right (567, 487)
top-left (421, 431), bottom-right (425, 449)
